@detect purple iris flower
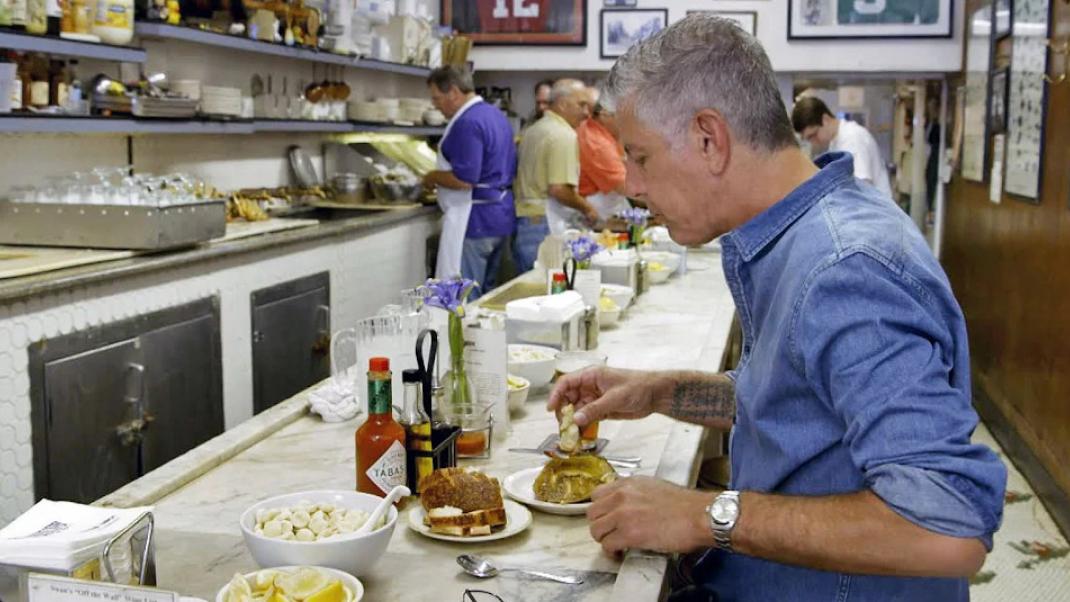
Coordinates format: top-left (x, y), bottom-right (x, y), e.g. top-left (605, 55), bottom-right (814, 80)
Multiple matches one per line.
top-left (619, 207), bottom-right (651, 226)
top-left (568, 235), bottom-right (604, 263)
top-left (420, 277), bottom-right (477, 316)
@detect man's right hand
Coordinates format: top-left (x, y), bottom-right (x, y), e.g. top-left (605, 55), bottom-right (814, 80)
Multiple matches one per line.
top-left (583, 204), bottom-right (601, 225)
top-left (547, 367), bottom-right (667, 427)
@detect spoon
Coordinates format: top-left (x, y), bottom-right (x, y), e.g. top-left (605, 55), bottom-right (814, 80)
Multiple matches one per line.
top-left (457, 554), bottom-right (583, 585)
top-left (354, 485), bottom-right (410, 535)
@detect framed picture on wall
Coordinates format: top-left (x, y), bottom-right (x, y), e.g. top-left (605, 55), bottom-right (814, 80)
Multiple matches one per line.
top-left (1003, 0), bottom-right (1051, 202)
top-left (788, 0), bottom-right (954, 39)
top-left (442, 0), bottom-right (587, 46)
top-left (686, 10), bottom-right (758, 36)
top-left (960, 0), bottom-right (995, 182)
top-left (600, 9), bottom-right (668, 58)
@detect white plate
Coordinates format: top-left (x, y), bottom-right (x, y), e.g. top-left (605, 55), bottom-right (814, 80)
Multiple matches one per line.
top-left (407, 499), bottom-right (532, 543)
top-left (502, 467), bottom-right (591, 516)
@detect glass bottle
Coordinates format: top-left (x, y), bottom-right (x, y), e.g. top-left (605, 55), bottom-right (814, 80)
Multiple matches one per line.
top-left (28, 54), bottom-right (49, 108)
top-left (10, 0), bottom-right (26, 29)
top-left (0, 0), bottom-right (12, 27)
top-left (398, 369), bottom-right (433, 494)
top-left (355, 357), bottom-right (407, 497)
top-left (551, 272), bottom-right (567, 294)
top-left (25, 0), bottom-right (45, 33)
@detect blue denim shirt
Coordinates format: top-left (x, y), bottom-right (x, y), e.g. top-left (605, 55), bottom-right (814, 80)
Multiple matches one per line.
top-left (696, 152), bottom-right (1007, 601)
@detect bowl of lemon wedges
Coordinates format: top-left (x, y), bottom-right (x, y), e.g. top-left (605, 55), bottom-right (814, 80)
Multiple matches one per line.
top-left (217, 566), bottom-right (363, 602)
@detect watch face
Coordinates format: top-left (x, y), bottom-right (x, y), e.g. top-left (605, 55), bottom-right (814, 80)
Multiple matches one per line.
top-left (711, 497), bottom-right (737, 524)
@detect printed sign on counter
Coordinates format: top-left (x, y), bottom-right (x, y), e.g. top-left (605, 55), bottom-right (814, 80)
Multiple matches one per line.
top-left (572, 269), bottom-right (602, 308)
top-left (27, 574), bottom-right (178, 602)
top-left (463, 325), bottom-right (509, 439)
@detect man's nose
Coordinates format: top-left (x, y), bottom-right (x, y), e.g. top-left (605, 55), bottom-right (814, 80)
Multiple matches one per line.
top-left (625, 166), bottom-right (646, 200)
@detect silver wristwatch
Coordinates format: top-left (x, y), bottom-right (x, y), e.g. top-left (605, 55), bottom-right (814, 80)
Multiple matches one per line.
top-left (707, 490), bottom-right (741, 552)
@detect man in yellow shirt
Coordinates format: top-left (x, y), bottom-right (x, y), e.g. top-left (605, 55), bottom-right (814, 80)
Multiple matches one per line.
top-left (513, 78), bottom-right (599, 272)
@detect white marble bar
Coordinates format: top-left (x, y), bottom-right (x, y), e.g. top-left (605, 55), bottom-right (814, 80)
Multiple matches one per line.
top-left (102, 250), bottom-right (736, 602)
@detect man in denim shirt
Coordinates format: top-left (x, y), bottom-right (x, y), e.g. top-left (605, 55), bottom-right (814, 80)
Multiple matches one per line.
top-left (549, 14), bottom-right (1006, 601)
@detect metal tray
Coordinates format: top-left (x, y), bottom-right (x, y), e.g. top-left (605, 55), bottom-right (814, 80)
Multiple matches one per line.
top-left (0, 200), bottom-right (226, 250)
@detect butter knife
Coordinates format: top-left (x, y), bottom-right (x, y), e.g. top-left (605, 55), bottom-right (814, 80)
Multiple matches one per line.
top-left (507, 447), bottom-right (642, 467)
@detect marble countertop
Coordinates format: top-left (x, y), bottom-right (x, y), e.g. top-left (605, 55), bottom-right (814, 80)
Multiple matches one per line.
top-left (102, 250), bottom-right (736, 602)
top-left (0, 206), bottom-right (437, 304)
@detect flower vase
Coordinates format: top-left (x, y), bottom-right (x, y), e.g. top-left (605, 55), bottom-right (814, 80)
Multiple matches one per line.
top-left (629, 224), bottom-right (646, 248)
top-left (445, 312), bottom-right (474, 409)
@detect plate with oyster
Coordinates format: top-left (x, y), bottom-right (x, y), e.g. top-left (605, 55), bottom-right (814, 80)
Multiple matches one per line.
top-left (502, 455), bottom-right (618, 515)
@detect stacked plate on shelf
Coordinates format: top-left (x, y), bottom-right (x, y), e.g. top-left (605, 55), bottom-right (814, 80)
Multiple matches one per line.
top-left (200, 86), bottom-right (243, 118)
top-left (398, 97), bottom-right (430, 125)
top-left (350, 100), bottom-right (387, 123)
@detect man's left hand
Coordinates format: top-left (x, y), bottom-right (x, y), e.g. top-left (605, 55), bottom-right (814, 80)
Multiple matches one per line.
top-left (587, 476), bottom-right (716, 556)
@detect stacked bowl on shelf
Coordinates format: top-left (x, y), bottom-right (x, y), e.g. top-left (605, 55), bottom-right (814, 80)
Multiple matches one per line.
top-left (349, 97), bottom-right (438, 125)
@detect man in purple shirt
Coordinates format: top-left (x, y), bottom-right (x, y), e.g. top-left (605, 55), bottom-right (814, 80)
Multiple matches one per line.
top-left (424, 66), bottom-right (517, 298)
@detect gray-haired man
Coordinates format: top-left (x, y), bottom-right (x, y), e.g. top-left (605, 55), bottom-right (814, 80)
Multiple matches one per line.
top-left (548, 14), bottom-right (1005, 601)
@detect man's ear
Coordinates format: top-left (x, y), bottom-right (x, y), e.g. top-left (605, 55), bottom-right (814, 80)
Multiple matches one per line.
top-left (692, 109), bottom-right (731, 176)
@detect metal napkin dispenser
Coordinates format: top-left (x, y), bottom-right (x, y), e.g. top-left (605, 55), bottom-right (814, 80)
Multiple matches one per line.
top-left (591, 252), bottom-right (641, 293)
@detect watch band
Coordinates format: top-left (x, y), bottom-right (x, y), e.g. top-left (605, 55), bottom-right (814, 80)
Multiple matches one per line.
top-left (707, 490), bottom-right (740, 552)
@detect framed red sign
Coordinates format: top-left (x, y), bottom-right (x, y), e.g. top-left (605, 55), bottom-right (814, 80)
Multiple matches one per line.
top-left (443, 0), bottom-right (587, 46)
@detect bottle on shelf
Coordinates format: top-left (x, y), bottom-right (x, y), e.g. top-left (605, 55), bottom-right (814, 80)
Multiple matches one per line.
top-left (59, 0), bottom-right (72, 33)
top-left (66, 59), bottom-right (83, 113)
top-left (10, 0), bottom-right (27, 30)
top-left (15, 53), bottom-right (30, 110)
top-left (45, 0), bottom-right (60, 34)
top-left (398, 368), bottom-right (433, 494)
top-left (355, 357), bottom-right (407, 498)
top-left (25, 0), bottom-right (46, 33)
top-left (92, 0), bottom-right (133, 44)
top-left (48, 59), bottom-right (67, 107)
top-left (1, 0), bottom-right (13, 27)
top-left (28, 54), bottom-right (49, 108)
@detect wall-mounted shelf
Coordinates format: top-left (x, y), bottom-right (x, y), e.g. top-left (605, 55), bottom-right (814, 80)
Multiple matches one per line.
top-left (0, 30), bottom-right (147, 62)
top-left (134, 23), bottom-right (432, 77)
top-left (0, 115), bottom-right (446, 136)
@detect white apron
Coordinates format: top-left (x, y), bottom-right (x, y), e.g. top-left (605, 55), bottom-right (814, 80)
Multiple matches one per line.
top-left (546, 199), bottom-right (584, 236)
top-left (586, 191), bottom-right (631, 222)
top-left (434, 96), bottom-right (483, 279)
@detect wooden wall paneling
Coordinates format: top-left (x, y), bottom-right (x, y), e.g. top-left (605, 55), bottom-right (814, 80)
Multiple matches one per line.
top-left (945, 0), bottom-right (1070, 524)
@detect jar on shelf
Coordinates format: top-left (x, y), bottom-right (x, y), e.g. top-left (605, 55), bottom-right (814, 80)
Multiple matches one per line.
top-left (92, 0), bottom-right (132, 45)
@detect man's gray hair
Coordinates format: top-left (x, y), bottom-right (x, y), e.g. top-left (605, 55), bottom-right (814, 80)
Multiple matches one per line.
top-left (427, 65), bottom-right (475, 94)
top-left (550, 79), bottom-right (586, 104)
top-left (602, 14), bottom-right (797, 152)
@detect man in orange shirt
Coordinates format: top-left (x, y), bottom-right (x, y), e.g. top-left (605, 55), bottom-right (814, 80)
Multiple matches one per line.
top-left (578, 100), bottom-right (632, 222)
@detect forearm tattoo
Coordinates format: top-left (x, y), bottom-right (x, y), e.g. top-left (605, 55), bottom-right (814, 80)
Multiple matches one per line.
top-left (670, 375), bottom-right (736, 427)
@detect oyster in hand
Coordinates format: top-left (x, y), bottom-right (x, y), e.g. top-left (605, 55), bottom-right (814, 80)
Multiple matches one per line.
top-left (558, 403), bottom-right (581, 454)
top-left (533, 455), bottom-right (617, 504)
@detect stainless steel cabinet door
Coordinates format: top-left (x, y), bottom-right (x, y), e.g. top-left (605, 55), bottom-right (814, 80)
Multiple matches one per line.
top-left (139, 313), bottom-right (224, 472)
top-left (41, 340), bottom-right (141, 504)
top-left (251, 273), bottom-right (330, 415)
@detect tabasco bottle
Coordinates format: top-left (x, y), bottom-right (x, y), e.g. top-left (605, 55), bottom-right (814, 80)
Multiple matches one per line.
top-left (356, 357), bottom-right (407, 497)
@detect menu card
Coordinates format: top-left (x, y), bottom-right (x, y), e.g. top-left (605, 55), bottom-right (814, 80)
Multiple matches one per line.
top-left (463, 325), bottom-right (509, 440)
top-left (27, 574), bottom-right (178, 602)
top-left (572, 269), bottom-right (602, 308)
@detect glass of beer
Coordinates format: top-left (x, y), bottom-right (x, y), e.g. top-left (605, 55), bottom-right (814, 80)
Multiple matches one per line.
top-left (554, 350), bottom-right (608, 450)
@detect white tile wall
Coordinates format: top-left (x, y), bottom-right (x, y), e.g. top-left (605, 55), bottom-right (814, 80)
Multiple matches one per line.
top-left (0, 212), bottom-right (436, 525)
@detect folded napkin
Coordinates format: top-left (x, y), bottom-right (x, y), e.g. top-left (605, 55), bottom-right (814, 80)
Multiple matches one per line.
top-left (505, 291), bottom-right (585, 323)
top-left (309, 377), bottom-right (361, 422)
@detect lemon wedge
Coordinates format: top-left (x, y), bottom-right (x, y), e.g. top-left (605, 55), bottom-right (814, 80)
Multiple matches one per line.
top-left (305, 581), bottom-right (347, 602)
top-left (275, 568), bottom-right (329, 600)
top-left (225, 573), bottom-right (253, 602)
top-left (253, 570), bottom-right (281, 593)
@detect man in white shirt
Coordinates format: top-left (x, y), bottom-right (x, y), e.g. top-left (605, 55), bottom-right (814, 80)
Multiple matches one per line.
top-left (792, 97), bottom-right (893, 198)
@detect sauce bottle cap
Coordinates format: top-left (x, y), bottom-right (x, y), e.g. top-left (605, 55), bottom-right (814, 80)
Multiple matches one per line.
top-left (369, 356), bottom-right (390, 372)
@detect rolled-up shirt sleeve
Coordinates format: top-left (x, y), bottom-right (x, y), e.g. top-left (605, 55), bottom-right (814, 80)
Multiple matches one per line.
top-left (795, 252), bottom-right (1006, 549)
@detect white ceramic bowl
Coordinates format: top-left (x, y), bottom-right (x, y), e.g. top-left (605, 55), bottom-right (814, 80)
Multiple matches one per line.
top-left (646, 265), bottom-right (672, 284)
top-left (507, 344), bottom-right (557, 390)
top-left (600, 284), bottom-right (634, 312)
top-left (643, 251), bottom-right (682, 274)
top-left (215, 566), bottom-right (364, 602)
top-left (506, 374), bottom-right (531, 412)
top-left (239, 490), bottom-right (398, 577)
top-left (599, 306), bottom-right (621, 327)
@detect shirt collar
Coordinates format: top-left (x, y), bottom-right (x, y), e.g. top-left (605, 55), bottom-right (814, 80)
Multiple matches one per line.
top-left (449, 95), bottom-right (484, 125)
top-left (725, 152), bottom-right (855, 262)
top-left (544, 109), bottom-right (572, 129)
